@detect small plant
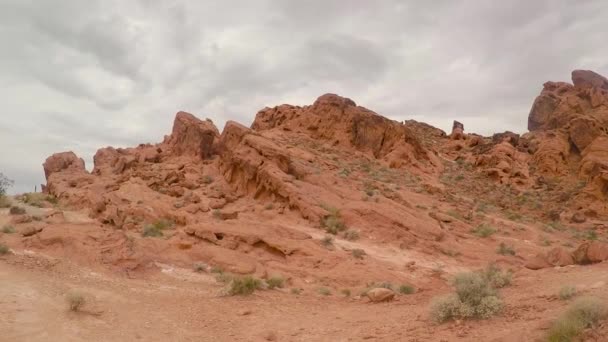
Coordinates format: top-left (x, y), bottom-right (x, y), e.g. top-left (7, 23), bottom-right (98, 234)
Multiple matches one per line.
top-left (340, 289), bottom-right (351, 297)
top-left (547, 297), bottom-right (607, 342)
top-left (66, 290), bottom-right (85, 311)
top-left (497, 242), bottom-right (516, 256)
top-left (351, 248), bottom-right (366, 259)
top-left (264, 203), bottom-right (274, 210)
top-left (290, 288), bottom-right (302, 295)
top-left (228, 276), bottom-right (262, 296)
top-left (0, 195), bottom-right (10, 208)
top-left (266, 276), bottom-right (285, 289)
top-left (2, 225), bottom-right (15, 234)
top-left (321, 235), bottom-right (334, 248)
top-left (202, 175), bottom-right (214, 184)
top-left (142, 219), bottom-right (172, 237)
top-left (343, 229), bottom-right (359, 241)
top-left (447, 210), bottom-right (461, 219)
top-left (318, 287), bottom-right (331, 296)
top-left (559, 285), bottom-right (577, 300)
top-left (471, 223), bottom-right (496, 238)
top-left (210, 265), bottom-right (223, 274)
top-left (193, 263), bottom-right (207, 273)
top-left (212, 209), bottom-right (221, 219)
top-left (0, 244), bottom-right (9, 255)
top-left (9, 206), bottom-right (25, 215)
top-left (584, 230), bottom-right (598, 241)
top-left (399, 284), bottom-right (416, 295)
top-left (215, 272), bottom-right (234, 284)
top-left (481, 263), bottom-right (512, 288)
top-left (321, 205), bottom-right (346, 234)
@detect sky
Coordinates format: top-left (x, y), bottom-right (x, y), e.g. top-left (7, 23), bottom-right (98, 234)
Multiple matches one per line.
top-left (1, 0), bottom-right (607, 194)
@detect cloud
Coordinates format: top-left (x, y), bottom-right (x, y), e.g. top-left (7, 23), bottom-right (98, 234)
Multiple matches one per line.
top-left (1, 0), bottom-right (607, 193)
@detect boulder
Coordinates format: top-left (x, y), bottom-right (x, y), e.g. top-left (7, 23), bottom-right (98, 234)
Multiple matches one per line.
top-left (42, 152), bottom-right (86, 180)
top-left (450, 121), bottom-right (465, 140)
top-left (167, 112), bottom-right (220, 159)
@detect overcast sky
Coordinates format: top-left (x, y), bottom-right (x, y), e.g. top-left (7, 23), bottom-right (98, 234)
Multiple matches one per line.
top-left (1, 0), bottom-right (607, 193)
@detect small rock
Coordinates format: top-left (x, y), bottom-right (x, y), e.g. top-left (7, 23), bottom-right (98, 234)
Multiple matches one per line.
top-left (262, 331), bottom-right (277, 341)
top-left (239, 309), bottom-right (252, 316)
top-left (21, 226), bottom-right (44, 237)
top-left (366, 288), bottom-right (395, 303)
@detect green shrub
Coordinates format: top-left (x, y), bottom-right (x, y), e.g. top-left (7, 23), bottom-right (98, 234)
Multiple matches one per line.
top-left (351, 248), bottom-right (366, 259)
top-left (228, 276), bottom-right (262, 296)
top-left (266, 276), bottom-right (285, 289)
top-left (66, 290), bottom-right (85, 311)
top-left (2, 225), bottom-right (15, 234)
top-left (399, 284), bottom-right (415, 295)
top-left (0, 244), bottom-right (9, 255)
top-left (497, 242), bottom-right (516, 256)
top-left (559, 286), bottom-right (577, 300)
top-left (547, 297), bottom-right (607, 342)
top-left (430, 266), bottom-right (508, 323)
top-left (471, 223), bottom-right (496, 238)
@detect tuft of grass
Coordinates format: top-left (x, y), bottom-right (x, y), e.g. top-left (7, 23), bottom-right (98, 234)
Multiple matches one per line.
top-left (141, 219), bottom-right (173, 237)
top-left (340, 289), bottom-right (351, 297)
top-left (318, 287), bottom-right (331, 296)
top-left (266, 276), bottom-right (285, 289)
top-left (290, 288), bottom-right (302, 295)
top-left (202, 175), bottom-right (214, 184)
top-left (321, 205), bottom-right (346, 234)
top-left (351, 248), bottom-right (366, 259)
top-left (497, 242), bottom-right (516, 256)
top-left (481, 263), bottom-right (512, 288)
top-left (228, 276), bottom-right (262, 296)
top-left (0, 244), bottom-right (9, 255)
top-left (343, 229), bottom-right (360, 241)
top-left (66, 290), bottom-right (85, 311)
top-left (399, 284), bottom-right (416, 295)
top-left (264, 203), bottom-right (274, 210)
top-left (559, 286), bottom-right (577, 301)
top-left (215, 272), bottom-right (234, 284)
top-left (471, 223), bottom-right (497, 238)
top-left (2, 225), bottom-right (16, 234)
top-left (547, 297), bottom-right (607, 342)
top-left (9, 206), bottom-right (26, 215)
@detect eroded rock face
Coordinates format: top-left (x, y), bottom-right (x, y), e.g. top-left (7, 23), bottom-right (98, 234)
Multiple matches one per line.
top-left (252, 93), bottom-right (435, 169)
top-left (167, 112), bottom-right (220, 159)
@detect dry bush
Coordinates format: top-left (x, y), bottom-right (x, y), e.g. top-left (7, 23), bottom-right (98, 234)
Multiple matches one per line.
top-left (547, 297), bottom-right (607, 342)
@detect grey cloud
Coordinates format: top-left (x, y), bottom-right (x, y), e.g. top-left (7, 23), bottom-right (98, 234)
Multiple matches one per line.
top-left (1, 0), bottom-right (608, 193)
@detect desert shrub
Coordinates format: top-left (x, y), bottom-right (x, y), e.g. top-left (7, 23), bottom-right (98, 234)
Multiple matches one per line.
top-left (228, 276), bottom-right (262, 296)
top-left (481, 263), bottom-right (512, 288)
top-left (318, 287), bottom-right (331, 296)
top-left (210, 266), bottom-right (223, 274)
top-left (321, 206), bottom-right (346, 234)
top-left (399, 284), bottom-right (416, 295)
top-left (340, 289), bottom-right (351, 297)
top-left (321, 235), bottom-right (334, 248)
top-left (497, 242), bottom-right (516, 256)
top-left (471, 223), bottom-right (496, 238)
top-left (2, 225), bottom-right (15, 234)
top-left (215, 272), bottom-right (234, 284)
top-left (547, 297), bottom-right (607, 342)
top-left (202, 175), bottom-right (213, 184)
top-left (0, 195), bottom-right (10, 208)
top-left (193, 263), bottom-right (207, 273)
top-left (559, 286), bottom-right (577, 300)
top-left (141, 219), bottom-right (172, 237)
top-left (9, 206), bottom-right (25, 215)
top-left (351, 248), bottom-right (366, 259)
top-left (266, 276), bottom-right (285, 289)
top-left (0, 244), bottom-right (9, 255)
top-left (343, 229), bottom-right (359, 241)
top-left (66, 290), bottom-right (85, 311)
top-left (264, 203), bottom-right (274, 210)
top-left (290, 288), bottom-right (302, 295)
top-left (430, 266), bottom-right (508, 323)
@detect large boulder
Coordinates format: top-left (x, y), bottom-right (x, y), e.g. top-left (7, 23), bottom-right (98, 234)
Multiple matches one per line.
top-left (43, 152), bottom-right (86, 180)
top-left (167, 111), bottom-right (220, 159)
top-left (366, 288), bottom-right (396, 303)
